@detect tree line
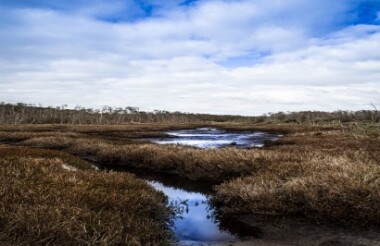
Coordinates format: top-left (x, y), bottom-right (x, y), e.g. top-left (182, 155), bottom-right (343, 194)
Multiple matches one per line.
top-left (0, 102), bottom-right (378, 124)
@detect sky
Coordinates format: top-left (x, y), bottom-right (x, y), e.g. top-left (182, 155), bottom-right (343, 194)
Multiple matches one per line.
top-left (0, 0), bottom-right (380, 115)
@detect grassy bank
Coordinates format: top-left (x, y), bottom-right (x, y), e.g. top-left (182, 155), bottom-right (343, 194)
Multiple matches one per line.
top-left (0, 145), bottom-right (173, 245)
top-left (1, 122), bottom-right (379, 228)
top-left (212, 124), bottom-right (380, 226)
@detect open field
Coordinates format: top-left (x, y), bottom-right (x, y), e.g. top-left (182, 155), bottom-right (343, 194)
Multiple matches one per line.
top-left (0, 121), bottom-right (379, 244)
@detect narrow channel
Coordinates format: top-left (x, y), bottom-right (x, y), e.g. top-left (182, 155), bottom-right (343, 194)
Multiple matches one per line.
top-left (108, 128), bottom-right (281, 244)
top-left (110, 166), bottom-right (262, 245)
top-left (142, 128), bottom-right (279, 244)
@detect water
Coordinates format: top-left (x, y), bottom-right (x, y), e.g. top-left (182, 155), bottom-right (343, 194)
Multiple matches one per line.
top-left (118, 168), bottom-right (260, 245)
top-left (103, 128), bottom-right (280, 244)
top-left (90, 128), bottom-right (379, 245)
top-left (142, 128), bottom-right (279, 243)
top-left (149, 181), bottom-right (238, 243)
top-left (151, 127), bottom-right (280, 148)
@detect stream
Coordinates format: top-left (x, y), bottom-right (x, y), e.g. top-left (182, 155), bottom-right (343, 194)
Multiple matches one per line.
top-left (139, 128), bottom-right (380, 245)
top-left (110, 166), bottom-right (261, 245)
top-left (80, 127), bottom-right (278, 244)
top-left (135, 128), bottom-right (279, 244)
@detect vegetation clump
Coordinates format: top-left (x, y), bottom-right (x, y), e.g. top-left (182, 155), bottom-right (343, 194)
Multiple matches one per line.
top-left (0, 145), bottom-right (174, 245)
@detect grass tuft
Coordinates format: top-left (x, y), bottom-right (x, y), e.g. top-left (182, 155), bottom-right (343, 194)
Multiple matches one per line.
top-left (0, 146), bottom-right (174, 245)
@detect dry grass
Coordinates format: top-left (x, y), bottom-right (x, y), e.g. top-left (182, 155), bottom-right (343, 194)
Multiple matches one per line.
top-left (0, 131), bottom-right (83, 143)
top-left (0, 123), bottom-right (203, 145)
top-left (0, 145), bottom-right (94, 170)
top-left (0, 145), bottom-right (174, 245)
top-left (1, 122), bottom-right (379, 227)
top-left (212, 152), bottom-right (380, 225)
top-left (21, 137), bottom-right (293, 181)
top-left (210, 125), bottom-right (380, 226)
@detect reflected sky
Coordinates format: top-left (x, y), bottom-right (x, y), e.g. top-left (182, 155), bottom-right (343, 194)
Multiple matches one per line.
top-left (145, 127), bottom-right (280, 243)
top-left (149, 181), bottom-right (238, 243)
top-left (151, 127), bottom-right (280, 148)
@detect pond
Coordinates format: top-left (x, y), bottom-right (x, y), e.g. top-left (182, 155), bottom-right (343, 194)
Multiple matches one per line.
top-left (150, 127), bottom-right (281, 148)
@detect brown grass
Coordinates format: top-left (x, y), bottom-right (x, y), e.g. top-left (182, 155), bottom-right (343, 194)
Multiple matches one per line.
top-left (211, 125), bottom-right (380, 226)
top-left (0, 123), bottom-right (204, 145)
top-left (212, 152), bottom-right (380, 225)
top-left (0, 146), bottom-right (174, 245)
top-left (1, 122), bottom-right (379, 227)
top-left (0, 131), bottom-right (83, 143)
top-left (21, 137), bottom-right (292, 181)
top-left (0, 145), bottom-right (94, 170)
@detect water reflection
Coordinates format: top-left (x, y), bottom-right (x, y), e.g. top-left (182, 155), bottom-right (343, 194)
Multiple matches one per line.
top-left (104, 164), bottom-right (263, 244)
top-left (151, 127), bottom-right (280, 148)
top-left (107, 153), bottom-right (264, 243)
top-left (149, 180), bottom-right (238, 243)
top-left (106, 128), bottom-right (280, 243)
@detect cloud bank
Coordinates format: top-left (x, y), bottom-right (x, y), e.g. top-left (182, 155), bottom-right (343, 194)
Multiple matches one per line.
top-left (0, 0), bottom-right (379, 115)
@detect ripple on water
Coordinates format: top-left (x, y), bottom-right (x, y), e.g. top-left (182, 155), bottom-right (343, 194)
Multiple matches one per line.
top-left (151, 127), bottom-right (280, 149)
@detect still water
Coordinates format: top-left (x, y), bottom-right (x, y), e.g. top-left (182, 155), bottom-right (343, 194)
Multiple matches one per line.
top-left (138, 128), bottom-right (280, 243)
top-left (103, 129), bottom-right (376, 245)
top-left (124, 168), bottom-right (259, 245)
top-left (149, 181), bottom-right (237, 243)
top-left (151, 127), bottom-right (280, 148)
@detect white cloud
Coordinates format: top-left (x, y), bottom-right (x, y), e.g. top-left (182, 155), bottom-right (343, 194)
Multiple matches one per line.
top-left (0, 0), bottom-right (379, 115)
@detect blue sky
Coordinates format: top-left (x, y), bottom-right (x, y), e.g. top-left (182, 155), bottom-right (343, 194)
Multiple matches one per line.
top-left (0, 0), bottom-right (380, 115)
